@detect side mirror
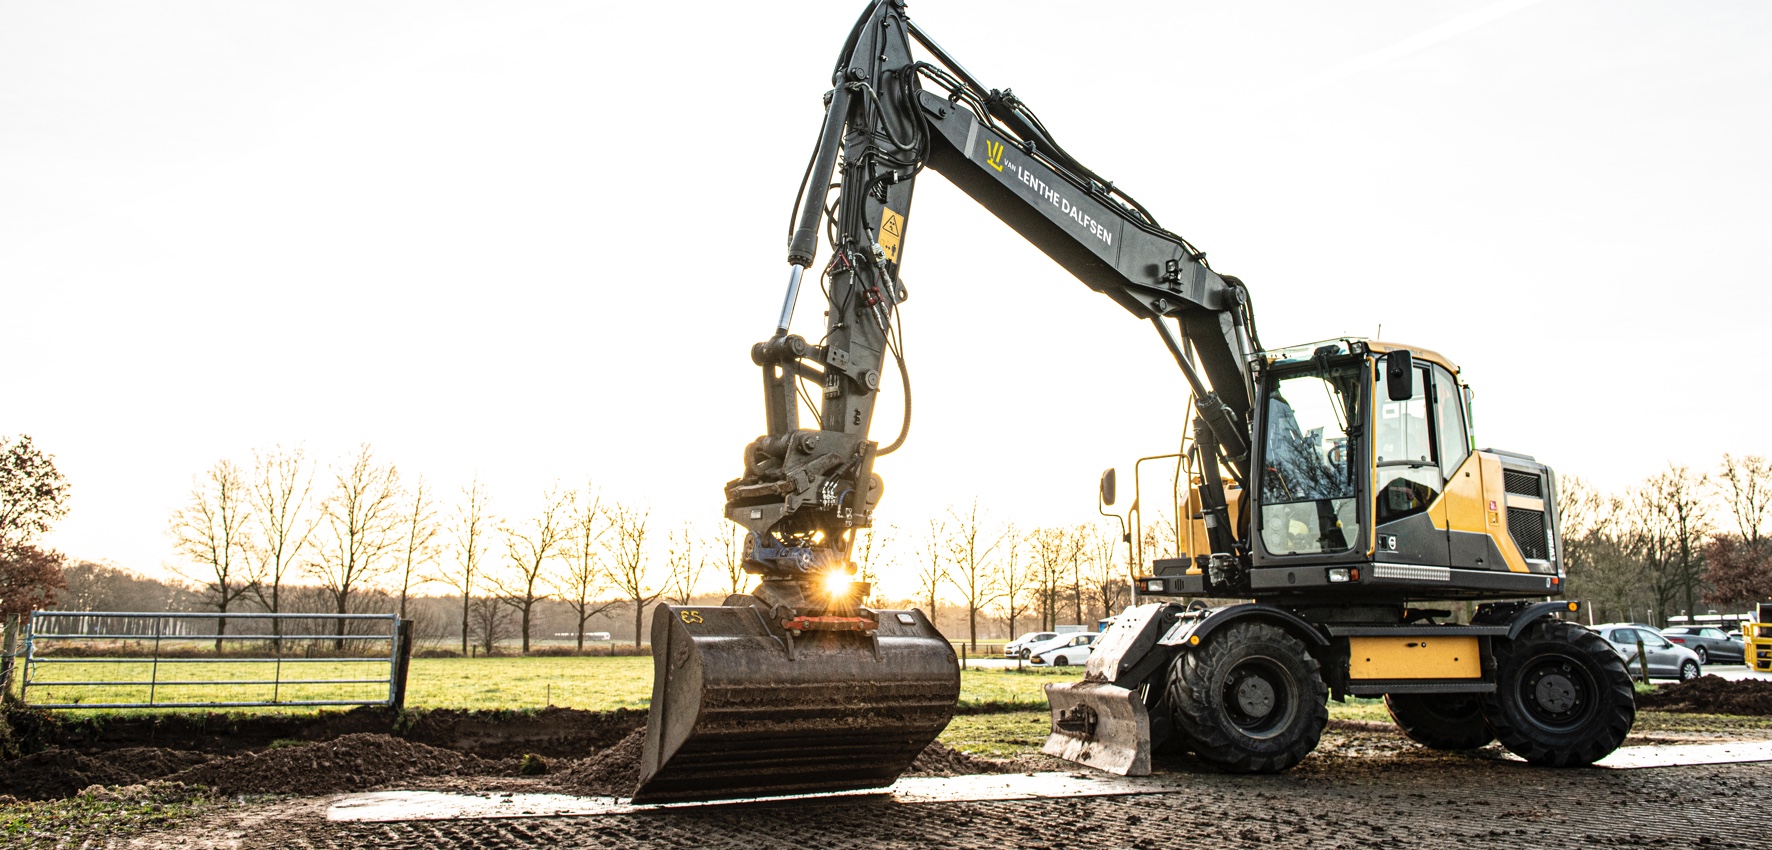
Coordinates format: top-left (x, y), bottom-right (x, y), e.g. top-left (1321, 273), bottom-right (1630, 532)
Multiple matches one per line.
top-left (1385, 350), bottom-right (1415, 402)
top-left (1099, 468), bottom-right (1117, 507)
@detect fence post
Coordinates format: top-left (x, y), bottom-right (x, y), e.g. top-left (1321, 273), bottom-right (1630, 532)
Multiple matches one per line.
top-left (0, 613), bottom-right (18, 705)
top-left (390, 618), bottom-right (415, 710)
top-left (1635, 636), bottom-right (1650, 683)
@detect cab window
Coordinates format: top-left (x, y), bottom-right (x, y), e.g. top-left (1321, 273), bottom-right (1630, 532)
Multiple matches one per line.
top-left (1374, 360), bottom-right (1441, 522)
top-left (1257, 363), bottom-right (1364, 555)
top-left (1430, 364), bottom-right (1469, 477)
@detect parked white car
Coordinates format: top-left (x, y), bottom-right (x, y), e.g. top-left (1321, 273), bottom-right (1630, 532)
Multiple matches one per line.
top-left (1004, 631), bottom-right (1059, 659)
top-left (1027, 632), bottom-right (1098, 667)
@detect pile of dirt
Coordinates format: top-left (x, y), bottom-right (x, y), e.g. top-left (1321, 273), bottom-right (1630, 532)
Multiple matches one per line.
top-left (907, 740), bottom-right (1002, 777)
top-left (0, 746), bottom-right (210, 800)
top-left (165, 733), bottom-right (504, 796)
top-left (25, 706), bottom-right (646, 760)
top-left (1638, 675), bottom-right (1772, 715)
top-left (554, 727), bottom-right (646, 796)
top-left (2, 748), bottom-right (143, 800)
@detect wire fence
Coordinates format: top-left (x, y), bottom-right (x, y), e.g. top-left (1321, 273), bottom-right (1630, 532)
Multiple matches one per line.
top-left (14, 611), bottom-right (413, 710)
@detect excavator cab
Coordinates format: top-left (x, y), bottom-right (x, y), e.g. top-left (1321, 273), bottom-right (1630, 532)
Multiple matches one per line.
top-left (1046, 339), bottom-right (1593, 777)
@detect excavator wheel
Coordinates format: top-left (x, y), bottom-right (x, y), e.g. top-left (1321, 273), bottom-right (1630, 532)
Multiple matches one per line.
top-left (1165, 621), bottom-right (1328, 773)
top-left (1384, 693), bottom-right (1495, 750)
top-left (1480, 619), bottom-right (1634, 767)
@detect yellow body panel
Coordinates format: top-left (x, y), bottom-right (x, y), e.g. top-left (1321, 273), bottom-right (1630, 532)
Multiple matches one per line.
top-left (1750, 623), bottom-right (1772, 673)
top-left (1348, 636), bottom-right (1482, 680)
top-left (1429, 452), bottom-right (1529, 573)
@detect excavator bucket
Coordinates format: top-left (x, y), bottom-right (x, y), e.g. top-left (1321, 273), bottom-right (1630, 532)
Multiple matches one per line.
top-left (1042, 680), bottom-right (1153, 775)
top-left (633, 601), bottom-right (960, 804)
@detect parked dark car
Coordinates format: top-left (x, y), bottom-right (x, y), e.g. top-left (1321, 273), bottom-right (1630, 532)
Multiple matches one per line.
top-left (1593, 624), bottom-right (1702, 681)
top-left (1660, 626), bottom-right (1746, 664)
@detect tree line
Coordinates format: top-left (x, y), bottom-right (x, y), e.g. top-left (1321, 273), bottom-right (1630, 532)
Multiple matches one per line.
top-left (1561, 454), bottom-right (1772, 626)
top-left (52, 437), bottom-right (1772, 649)
top-left (160, 444), bottom-right (1141, 652)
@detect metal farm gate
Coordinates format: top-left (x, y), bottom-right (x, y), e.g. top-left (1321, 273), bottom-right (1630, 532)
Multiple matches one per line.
top-left (15, 611), bottom-right (413, 710)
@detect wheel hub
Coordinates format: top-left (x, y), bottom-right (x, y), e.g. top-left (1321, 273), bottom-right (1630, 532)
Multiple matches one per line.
top-left (1235, 676), bottom-right (1276, 718)
top-left (1519, 658), bottom-right (1593, 727)
top-left (1221, 658), bottom-right (1295, 737)
top-left (1533, 673), bottom-right (1577, 714)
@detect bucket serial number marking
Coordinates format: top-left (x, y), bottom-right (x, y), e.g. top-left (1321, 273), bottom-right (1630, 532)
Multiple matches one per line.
top-left (679, 610), bottom-right (704, 624)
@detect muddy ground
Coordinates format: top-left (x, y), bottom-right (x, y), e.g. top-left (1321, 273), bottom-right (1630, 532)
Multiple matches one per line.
top-left (41, 722), bottom-right (1771, 850)
top-left (6, 677), bottom-right (1772, 848)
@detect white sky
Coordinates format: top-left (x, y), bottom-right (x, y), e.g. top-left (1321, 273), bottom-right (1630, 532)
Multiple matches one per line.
top-left (5, 1), bottom-right (1770, 599)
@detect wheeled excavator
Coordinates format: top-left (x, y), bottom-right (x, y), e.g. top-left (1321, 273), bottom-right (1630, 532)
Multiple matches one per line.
top-left (633, 0), bottom-right (1637, 803)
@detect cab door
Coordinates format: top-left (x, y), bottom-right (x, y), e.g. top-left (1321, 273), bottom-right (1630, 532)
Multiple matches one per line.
top-left (1372, 357), bottom-right (1449, 566)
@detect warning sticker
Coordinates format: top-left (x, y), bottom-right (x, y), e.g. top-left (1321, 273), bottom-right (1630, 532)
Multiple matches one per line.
top-left (877, 207), bottom-right (904, 263)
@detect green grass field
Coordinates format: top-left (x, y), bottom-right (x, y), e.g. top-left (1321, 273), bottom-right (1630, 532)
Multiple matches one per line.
top-left (17, 655), bottom-right (1083, 713)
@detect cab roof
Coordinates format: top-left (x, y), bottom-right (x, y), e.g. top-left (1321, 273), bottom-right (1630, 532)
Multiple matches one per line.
top-left (1263, 337), bottom-right (1460, 376)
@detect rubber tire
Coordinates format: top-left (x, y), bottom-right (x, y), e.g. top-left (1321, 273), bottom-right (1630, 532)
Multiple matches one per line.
top-left (1053, 654), bottom-right (1070, 667)
top-left (1680, 660), bottom-right (1701, 681)
top-left (1166, 621), bottom-right (1328, 773)
top-left (1020, 648), bottom-right (1032, 660)
top-left (1384, 693), bottom-right (1496, 750)
top-left (1480, 620), bottom-right (1635, 767)
top-left (1694, 646), bottom-right (1708, 664)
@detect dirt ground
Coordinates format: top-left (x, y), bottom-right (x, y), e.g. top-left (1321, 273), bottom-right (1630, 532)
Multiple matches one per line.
top-left (102, 725), bottom-right (1772, 850)
top-left (7, 679), bottom-right (1772, 849)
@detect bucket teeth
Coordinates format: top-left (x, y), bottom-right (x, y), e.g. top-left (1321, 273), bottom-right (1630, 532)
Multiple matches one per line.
top-left (633, 603), bottom-right (959, 804)
top-left (1042, 681), bottom-right (1153, 776)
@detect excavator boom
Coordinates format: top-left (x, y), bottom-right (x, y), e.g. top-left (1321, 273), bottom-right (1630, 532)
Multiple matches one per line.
top-left (635, 0), bottom-right (1258, 803)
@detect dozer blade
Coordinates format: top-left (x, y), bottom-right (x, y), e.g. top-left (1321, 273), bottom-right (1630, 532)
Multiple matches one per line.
top-left (633, 602), bottom-right (959, 804)
top-left (1042, 680), bottom-right (1152, 776)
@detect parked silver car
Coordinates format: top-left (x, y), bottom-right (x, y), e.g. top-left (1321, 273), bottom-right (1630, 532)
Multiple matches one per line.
top-left (1593, 623), bottom-right (1703, 680)
top-left (1660, 626), bottom-right (1746, 664)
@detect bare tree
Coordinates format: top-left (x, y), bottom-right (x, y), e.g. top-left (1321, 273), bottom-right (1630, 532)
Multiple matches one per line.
top-left (1718, 454), bottom-right (1772, 552)
top-left (916, 518), bottom-right (948, 623)
top-left (395, 476), bottom-right (441, 620)
top-left (246, 445), bottom-right (317, 631)
top-left (944, 501), bottom-right (1005, 651)
top-left (1031, 526), bottom-right (1079, 630)
top-left (1085, 521), bottom-right (1127, 622)
top-left (1559, 477), bottom-right (1646, 624)
top-left (552, 485), bottom-right (619, 651)
top-left (851, 524), bottom-right (893, 607)
top-left (1069, 524), bottom-right (1089, 625)
top-left (467, 594), bottom-right (513, 655)
top-left (604, 503), bottom-right (660, 648)
top-left (713, 520), bottom-right (748, 598)
top-left (996, 525), bottom-right (1036, 640)
top-left (169, 459), bottom-right (255, 651)
top-left (309, 445), bottom-right (404, 647)
top-left (1631, 466), bottom-right (1712, 627)
top-left (436, 478), bottom-right (496, 656)
top-left (487, 486), bottom-right (570, 654)
top-left (664, 522), bottom-right (707, 605)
